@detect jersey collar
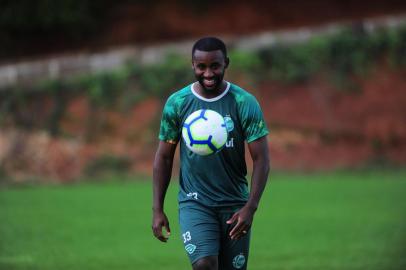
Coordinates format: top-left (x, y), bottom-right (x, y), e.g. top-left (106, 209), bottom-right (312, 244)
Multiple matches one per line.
top-left (191, 81), bottom-right (230, 102)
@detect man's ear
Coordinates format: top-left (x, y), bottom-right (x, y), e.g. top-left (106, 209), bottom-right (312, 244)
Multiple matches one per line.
top-left (225, 57), bottom-right (230, 68)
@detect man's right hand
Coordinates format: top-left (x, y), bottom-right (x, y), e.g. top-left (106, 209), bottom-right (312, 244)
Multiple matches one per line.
top-left (152, 209), bottom-right (171, 242)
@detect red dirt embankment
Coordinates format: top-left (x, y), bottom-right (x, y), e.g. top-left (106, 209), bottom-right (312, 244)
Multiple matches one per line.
top-left (259, 67), bottom-right (406, 170)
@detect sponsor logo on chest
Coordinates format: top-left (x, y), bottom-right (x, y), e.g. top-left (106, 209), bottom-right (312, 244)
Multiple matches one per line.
top-left (224, 115), bottom-right (235, 148)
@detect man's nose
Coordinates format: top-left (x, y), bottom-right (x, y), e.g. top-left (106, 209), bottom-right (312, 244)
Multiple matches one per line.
top-left (203, 68), bottom-right (214, 77)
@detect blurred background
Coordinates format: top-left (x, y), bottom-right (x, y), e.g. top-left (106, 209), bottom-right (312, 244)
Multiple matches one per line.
top-left (0, 1), bottom-right (405, 270)
top-left (1, 0), bottom-right (406, 181)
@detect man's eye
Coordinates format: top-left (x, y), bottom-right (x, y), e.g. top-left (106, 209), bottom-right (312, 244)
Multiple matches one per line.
top-left (211, 64), bottom-right (220, 69)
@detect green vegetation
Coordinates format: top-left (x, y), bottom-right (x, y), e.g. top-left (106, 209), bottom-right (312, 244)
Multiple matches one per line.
top-left (1, 25), bottom-right (406, 136)
top-left (84, 155), bottom-right (132, 177)
top-left (256, 25), bottom-right (406, 85)
top-left (1, 170), bottom-right (405, 270)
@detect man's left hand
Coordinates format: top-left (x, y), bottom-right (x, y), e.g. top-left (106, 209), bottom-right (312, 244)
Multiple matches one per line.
top-left (226, 205), bottom-right (256, 240)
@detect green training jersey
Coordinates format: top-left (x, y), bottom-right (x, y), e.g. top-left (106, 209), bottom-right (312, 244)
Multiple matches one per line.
top-left (159, 82), bottom-right (269, 207)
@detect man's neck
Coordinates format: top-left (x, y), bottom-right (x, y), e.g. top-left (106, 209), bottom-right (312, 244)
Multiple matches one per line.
top-left (194, 81), bottom-right (228, 99)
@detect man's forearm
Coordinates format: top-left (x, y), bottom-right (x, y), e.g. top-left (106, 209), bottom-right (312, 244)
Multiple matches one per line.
top-left (246, 157), bottom-right (270, 211)
top-left (152, 156), bottom-right (173, 211)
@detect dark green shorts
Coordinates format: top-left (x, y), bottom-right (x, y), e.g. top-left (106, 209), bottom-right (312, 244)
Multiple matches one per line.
top-left (179, 201), bottom-right (250, 269)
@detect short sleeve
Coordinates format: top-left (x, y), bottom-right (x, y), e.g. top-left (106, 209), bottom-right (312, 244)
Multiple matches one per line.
top-left (239, 94), bottom-right (269, 143)
top-left (158, 94), bottom-right (181, 144)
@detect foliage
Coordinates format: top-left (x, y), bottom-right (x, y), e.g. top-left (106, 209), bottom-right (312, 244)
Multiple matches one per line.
top-left (129, 54), bottom-right (193, 100)
top-left (228, 50), bottom-right (262, 71)
top-left (84, 155), bottom-right (132, 177)
top-left (80, 69), bottom-right (129, 108)
top-left (387, 25), bottom-right (406, 66)
top-left (259, 40), bottom-right (324, 83)
top-left (255, 24), bottom-right (406, 88)
top-left (0, 165), bottom-right (7, 183)
top-left (326, 28), bottom-right (372, 76)
top-left (177, 24), bottom-right (406, 87)
top-left (1, 25), bottom-right (406, 137)
top-left (43, 81), bottom-right (70, 136)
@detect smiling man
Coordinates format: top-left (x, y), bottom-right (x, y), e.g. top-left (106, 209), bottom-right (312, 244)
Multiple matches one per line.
top-left (152, 37), bottom-right (270, 270)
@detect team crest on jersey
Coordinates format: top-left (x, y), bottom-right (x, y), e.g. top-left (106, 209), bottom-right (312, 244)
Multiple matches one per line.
top-left (224, 116), bottom-right (234, 132)
top-left (232, 254), bottom-right (246, 269)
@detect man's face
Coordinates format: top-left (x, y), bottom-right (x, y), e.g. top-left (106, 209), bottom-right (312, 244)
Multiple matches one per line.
top-left (192, 49), bottom-right (229, 92)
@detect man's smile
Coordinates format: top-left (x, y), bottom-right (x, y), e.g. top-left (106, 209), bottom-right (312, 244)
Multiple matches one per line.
top-left (203, 78), bottom-right (216, 88)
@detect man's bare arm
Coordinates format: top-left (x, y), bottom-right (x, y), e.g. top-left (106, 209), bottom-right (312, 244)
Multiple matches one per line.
top-left (246, 135), bottom-right (270, 211)
top-left (152, 141), bottom-right (177, 242)
top-left (227, 136), bottom-right (270, 239)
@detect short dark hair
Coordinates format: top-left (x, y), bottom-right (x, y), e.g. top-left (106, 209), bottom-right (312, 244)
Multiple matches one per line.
top-left (192, 37), bottom-right (227, 58)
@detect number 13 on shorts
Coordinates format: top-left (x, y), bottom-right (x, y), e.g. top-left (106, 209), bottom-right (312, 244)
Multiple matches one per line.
top-left (182, 231), bottom-right (192, 243)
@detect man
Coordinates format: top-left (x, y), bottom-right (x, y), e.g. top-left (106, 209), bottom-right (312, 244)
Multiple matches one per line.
top-left (152, 37), bottom-right (270, 270)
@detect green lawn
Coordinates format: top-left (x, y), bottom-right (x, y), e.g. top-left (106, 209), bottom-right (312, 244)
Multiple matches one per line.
top-left (1, 170), bottom-right (405, 270)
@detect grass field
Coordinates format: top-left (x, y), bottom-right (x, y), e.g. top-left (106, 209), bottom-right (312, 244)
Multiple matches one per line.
top-left (1, 169), bottom-right (405, 270)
